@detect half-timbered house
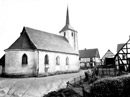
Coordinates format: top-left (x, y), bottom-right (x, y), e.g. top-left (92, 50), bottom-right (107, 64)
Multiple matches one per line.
top-left (115, 40), bottom-right (130, 72)
top-left (79, 48), bottom-right (100, 69)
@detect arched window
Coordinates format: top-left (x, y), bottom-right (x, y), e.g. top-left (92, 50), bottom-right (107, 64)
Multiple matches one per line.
top-left (45, 54), bottom-right (49, 65)
top-left (22, 54), bottom-right (28, 65)
top-left (66, 57), bottom-right (69, 65)
top-left (71, 32), bottom-right (73, 37)
top-left (64, 32), bottom-right (66, 37)
top-left (56, 56), bottom-right (60, 65)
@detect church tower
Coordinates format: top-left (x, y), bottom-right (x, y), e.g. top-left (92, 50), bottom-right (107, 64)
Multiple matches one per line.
top-left (59, 7), bottom-right (78, 52)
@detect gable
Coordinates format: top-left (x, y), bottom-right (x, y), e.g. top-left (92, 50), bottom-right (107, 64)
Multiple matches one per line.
top-left (102, 50), bottom-right (114, 60)
top-left (7, 29), bottom-right (36, 50)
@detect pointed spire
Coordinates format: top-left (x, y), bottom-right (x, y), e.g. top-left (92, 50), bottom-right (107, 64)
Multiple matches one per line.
top-left (66, 6), bottom-right (69, 25)
top-left (59, 6), bottom-right (77, 33)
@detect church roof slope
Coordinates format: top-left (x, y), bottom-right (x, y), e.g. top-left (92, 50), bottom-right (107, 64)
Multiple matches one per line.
top-left (6, 27), bottom-right (78, 55)
top-left (79, 48), bottom-right (100, 58)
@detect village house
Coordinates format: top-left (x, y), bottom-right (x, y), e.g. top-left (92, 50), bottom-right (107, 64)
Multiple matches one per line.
top-left (101, 49), bottom-right (115, 65)
top-left (2, 8), bottom-right (80, 76)
top-left (79, 48), bottom-right (100, 69)
top-left (115, 41), bottom-right (130, 72)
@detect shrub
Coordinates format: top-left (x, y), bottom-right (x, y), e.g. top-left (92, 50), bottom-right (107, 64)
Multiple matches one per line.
top-left (43, 88), bottom-right (81, 97)
top-left (84, 70), bottom-right (100, 84)
top-left (118, 75), bottom-right (130, 97)
top-left (89, 77), bottom-right (124, 97)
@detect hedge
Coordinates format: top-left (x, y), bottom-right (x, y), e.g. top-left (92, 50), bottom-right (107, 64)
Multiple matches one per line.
top-left (89, 74), bottom-right (130, 97)
top-left (43, 88), bottom-right (81, 97)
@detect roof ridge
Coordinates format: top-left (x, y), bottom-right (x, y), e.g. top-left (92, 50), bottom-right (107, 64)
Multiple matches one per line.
top-left (24, 26), bottom-right (66, 39)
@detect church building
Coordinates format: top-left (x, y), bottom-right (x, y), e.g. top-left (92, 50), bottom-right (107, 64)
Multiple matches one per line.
top-left (3, 8), bottom-right (79, 76)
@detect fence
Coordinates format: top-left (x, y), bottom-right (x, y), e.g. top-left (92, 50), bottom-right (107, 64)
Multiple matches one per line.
top-left (66, 75), bottom-right (85, 88)
top-left (96, 67), bottom-right (120, 77)
top-left (66, 73), bottom-right (91, 97)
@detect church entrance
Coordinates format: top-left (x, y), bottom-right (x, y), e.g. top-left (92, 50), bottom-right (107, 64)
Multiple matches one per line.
top-left (44, 54), bottom-right (49, 72)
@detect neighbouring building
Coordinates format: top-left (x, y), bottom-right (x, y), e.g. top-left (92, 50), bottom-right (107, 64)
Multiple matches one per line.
top-left (0, 55), bottom-right (5, 75)
top-left (115, 41), bottom-right (130, 72)
top-left (101, 49), bottom-right (115, 65)
top-left (2, 7), bottom-right (80, 76)
top-left (79, 48), bottom-right (100, 69)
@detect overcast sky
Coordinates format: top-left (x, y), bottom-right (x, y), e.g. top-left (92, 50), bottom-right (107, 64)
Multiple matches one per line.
top-left (1, 0), bottom-right (130, 58)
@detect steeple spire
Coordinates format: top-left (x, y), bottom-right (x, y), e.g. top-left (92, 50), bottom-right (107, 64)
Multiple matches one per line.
top-left (66, 6), bottom-right (69, 25)
top-left (59, 6), bottom-right (76, 33)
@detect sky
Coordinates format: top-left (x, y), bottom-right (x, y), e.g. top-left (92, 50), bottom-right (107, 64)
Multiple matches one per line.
top-left (1, 0), bottom-right (130, 58)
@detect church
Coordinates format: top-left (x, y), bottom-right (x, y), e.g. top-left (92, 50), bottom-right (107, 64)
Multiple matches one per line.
top-left (3, 8), bottom-right (79, 76)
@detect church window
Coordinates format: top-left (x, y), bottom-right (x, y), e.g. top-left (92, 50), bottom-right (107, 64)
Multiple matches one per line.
top-left (64, 32), bottom-right (66, 37)
top-left (66, 57), bottom-right (69, 65)
top-left (71, 32), bottom-right (73, 37)
top-left (22, 54), bottom-right (28, 65)
top-left (56, 56), bottom-right (60, 65)
top-left (45, 54), bottom-right (49, 65)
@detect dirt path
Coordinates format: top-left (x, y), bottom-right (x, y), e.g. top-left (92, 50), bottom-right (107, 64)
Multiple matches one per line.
top-left (0, 70), bottom-right (87, 97)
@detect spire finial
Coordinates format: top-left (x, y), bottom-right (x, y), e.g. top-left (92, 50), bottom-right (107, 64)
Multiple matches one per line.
top-left (66, 6), bottom-right (69, 25)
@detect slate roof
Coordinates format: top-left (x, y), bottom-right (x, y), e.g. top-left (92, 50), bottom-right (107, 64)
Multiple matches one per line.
top-left (6, 27), bottom-right (78, 55)
top-left (117, 43), bottom-right (125, 52)
top-left (79, 48), bottom-right (100, 58)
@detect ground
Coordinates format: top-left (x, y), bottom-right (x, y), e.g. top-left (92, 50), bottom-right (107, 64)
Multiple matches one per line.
top-left (0, 70), bottom-right (87, 97)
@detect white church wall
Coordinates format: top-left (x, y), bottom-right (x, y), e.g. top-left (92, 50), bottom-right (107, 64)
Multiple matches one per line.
top-left (5, 50), bottom-right (38, 75)
top-left (61, 30), bottom-right (75, 50)
top-left (38, 50), bottom-right (79, 75)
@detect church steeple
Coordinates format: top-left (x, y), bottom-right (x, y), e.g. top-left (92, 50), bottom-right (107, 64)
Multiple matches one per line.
top-left (59, 7), bottom-right (76, 33)
top-left (66, 7), bottom-right (69, 25)
top-left (59, 6), bottom-right (78, 52)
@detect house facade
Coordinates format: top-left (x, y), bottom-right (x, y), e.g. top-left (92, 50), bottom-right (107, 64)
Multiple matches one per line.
top-left (101, 49), bottom-right (114, 65)
top-left (3, 8), bottom-right (80, 76)
top-left (79, 48), bottom-right (100, 69)
top-left (115, 41), bottom-right (130, 72)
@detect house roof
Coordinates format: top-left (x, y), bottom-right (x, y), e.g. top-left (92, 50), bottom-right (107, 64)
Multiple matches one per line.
top-left (6, 27), bottom-right (78, 55)
top-left (102, 49), bottom-right (114, 60)
top-left (79, 48), bottom-right (100, 58)
top-left (0, 54), bottom-right (5, 66)
top-left (117, 43), bottom-right (125, 52)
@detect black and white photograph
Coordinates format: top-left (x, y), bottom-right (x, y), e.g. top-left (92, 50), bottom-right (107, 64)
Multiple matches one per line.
top-left (1, 0), bottom-right (130, 97)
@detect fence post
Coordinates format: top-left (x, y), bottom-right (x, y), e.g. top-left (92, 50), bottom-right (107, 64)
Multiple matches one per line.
top-left (74, 78), bottom-right (76, 86)
top-left (66, 81), bottom-right (69, 88)
top-left (80, 76), bottom-right (82, 84)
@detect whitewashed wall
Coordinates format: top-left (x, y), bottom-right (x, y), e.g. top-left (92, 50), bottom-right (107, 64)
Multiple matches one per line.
top-left (5, 50), bottom-right (38, 75)
top-left (38, 50), bottom-right (79, 74)
top-left (93, 58), bottom-right (101, 63)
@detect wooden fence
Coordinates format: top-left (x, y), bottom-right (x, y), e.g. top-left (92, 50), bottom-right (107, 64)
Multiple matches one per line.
top-left (66, 75), bottom-right (85, 88)
top-left (96, 68), bottom-right (119, 76)
top-left (66, 74), bottom-right (91, 97)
